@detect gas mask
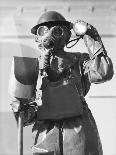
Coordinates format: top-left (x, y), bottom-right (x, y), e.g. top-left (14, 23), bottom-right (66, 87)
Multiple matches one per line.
top-left (35, 25), bottom-right (71, 51)
top-left (35, 21), bottom-right (87, 71)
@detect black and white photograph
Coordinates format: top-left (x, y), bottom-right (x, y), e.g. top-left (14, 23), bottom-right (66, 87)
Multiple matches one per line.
top-left (0, 0), bottom-right (115, 155)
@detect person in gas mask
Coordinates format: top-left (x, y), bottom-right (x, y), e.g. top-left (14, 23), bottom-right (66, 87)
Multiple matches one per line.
top-left (9, 11), bottom-right (114, 155)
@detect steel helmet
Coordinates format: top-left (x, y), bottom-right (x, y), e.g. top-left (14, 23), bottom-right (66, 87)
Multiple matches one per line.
top-left (31, 11), bottom-right (73, 34)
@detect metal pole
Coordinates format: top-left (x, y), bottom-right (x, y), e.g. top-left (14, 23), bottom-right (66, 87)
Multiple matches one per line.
top-left (18, 112), bottom-right (24, 155)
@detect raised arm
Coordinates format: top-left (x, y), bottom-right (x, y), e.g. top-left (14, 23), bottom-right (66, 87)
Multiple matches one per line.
top-left (82, 24), bottom-right (114, 83)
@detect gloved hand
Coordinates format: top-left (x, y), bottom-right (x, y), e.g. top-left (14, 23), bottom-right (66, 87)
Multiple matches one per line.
top-left (10, 97), bottom-right (38, 126)
top-left (10, 97), bottom-right (30, 113)
top-left (86, 23), bottom-right (103, 43)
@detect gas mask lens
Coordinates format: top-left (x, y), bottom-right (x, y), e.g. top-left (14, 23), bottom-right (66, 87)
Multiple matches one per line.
top-left (37, 26), bottom-right (49, 36)
top-left (52, 26), bottom-right (63, 38)
top-left (37, 26), bottom-right (63, 38)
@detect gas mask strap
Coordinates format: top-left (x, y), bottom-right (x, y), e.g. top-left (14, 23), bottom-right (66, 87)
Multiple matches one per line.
top-left (66, 36), bottom-right (82, 48)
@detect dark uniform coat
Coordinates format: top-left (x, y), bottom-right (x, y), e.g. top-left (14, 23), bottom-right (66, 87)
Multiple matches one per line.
top-left (9, 34), bottom-right (114, 155)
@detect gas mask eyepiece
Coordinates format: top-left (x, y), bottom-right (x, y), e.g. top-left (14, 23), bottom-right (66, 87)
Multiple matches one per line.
top-left (36, 26), bottom-right (64, 38)
top-left (51, 26), bottom-right (63, 38)
top-left (37, 26), bottom-right (49, 36)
